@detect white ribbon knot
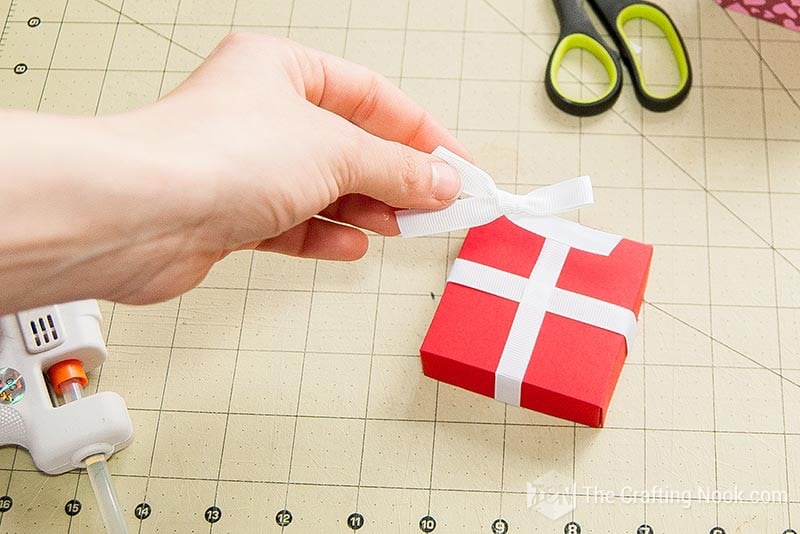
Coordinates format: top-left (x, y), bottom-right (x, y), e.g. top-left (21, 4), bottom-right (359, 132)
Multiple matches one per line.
top-left (397, 147), bottom-right (622, 256)
top-left (495, 190), bottom-right (537, 216)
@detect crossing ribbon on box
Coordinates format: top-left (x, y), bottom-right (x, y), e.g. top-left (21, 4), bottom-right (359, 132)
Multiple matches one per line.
top-left (396, 147), bottom-right (638, 407)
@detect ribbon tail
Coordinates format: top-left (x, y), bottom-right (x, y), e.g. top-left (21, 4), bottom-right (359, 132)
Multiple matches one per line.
top-left (397, 197), bottom-right (500, 237)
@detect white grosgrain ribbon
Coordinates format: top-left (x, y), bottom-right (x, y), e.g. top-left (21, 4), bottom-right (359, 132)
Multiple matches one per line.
top-left (397, 146), bottom-right (623, 256)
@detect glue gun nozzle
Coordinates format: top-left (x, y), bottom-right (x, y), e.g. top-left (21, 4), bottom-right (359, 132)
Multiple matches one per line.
top-left (85, 453), bottom-right (128, 534)
top-left (46, 360), bottom-right (128, 533)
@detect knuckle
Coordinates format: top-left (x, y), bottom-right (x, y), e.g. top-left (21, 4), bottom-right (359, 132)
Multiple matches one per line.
top-left (331, 127), bottom-right (364, 193)
top-left (350, 75), bottom-right (383, 125)
top-left (219, 31), bottom-right (281, 50)
top-left (219, 31), bottom-right (250, 48)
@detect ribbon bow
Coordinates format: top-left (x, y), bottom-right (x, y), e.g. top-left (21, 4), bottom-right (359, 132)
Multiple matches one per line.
top-left (397, 147), bottom-right (622, 256)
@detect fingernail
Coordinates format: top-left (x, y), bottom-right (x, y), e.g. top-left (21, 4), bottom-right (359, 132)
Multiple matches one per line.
top-left (431, 161), bottom-right (461, 201)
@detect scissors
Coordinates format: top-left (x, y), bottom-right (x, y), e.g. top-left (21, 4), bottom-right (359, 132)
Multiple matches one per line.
top-left (545, 0), bottom-right (692, 116)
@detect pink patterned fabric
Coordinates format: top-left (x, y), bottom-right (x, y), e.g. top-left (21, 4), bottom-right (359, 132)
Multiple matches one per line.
top-left (716, 0), bottom-right (800, 31)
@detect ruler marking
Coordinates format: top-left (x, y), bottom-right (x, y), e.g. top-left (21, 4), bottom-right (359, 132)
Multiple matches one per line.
top-left (0, 0), bottom-right (16, 59)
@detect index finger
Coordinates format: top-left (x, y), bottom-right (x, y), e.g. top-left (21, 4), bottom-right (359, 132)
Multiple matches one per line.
top-left (293, 43), bottom-right (472, 159)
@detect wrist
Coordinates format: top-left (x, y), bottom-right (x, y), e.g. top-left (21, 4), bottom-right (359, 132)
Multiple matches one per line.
top-left (0, 109), bottom-right (216, 311)
top-left (99, 104), bottom-right (231, 245)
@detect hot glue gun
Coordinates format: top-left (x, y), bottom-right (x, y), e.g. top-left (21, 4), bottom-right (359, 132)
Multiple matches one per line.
top-left (0, 300), bottom-right (134, 533)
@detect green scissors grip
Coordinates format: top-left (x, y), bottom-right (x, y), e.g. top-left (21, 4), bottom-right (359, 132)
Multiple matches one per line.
top-left (546, 0), bottom-right (624, 116)
top-left (589, 0), bottom-right (692, 112)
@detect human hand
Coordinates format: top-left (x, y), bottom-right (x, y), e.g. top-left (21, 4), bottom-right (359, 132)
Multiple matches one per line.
top-left (0, 34), bottom-right (470, 312)
top-left (150, 33), bottom-right (469, 255)
top-left (0, 34), bottom-right (469, 310)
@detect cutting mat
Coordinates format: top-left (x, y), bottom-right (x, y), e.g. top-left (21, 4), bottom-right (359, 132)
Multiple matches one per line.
top-left (1, 0), bottom-right (799, 532)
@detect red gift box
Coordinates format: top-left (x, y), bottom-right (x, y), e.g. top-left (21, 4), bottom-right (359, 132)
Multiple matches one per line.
top-left (420, 216), bottom-right (653, 427)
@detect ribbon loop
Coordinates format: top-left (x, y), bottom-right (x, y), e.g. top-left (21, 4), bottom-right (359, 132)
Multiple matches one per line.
top-left (529, 176), bottom-right (594, 214)
top-left (397, 147), bottom-right (622, 256)
top-left (431, 146), bottom-right (497, 198)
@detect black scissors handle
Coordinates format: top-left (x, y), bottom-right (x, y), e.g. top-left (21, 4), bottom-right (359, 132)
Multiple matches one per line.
top-left (546, 0), bottom-right (692, 116)
top-left (546, 0), bottom-right (624, 116)
top-left (588, 0), bottom-right (692, 112)
top-left (589, 0), bottom-right (692, 111)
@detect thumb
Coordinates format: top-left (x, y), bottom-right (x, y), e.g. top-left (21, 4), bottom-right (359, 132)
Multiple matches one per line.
top-left (341, 136), bottom-right (464, 210)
